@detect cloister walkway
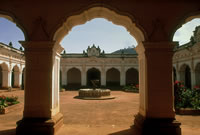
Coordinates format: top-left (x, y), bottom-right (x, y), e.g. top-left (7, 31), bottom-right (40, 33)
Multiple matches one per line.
top-left (0, 90), bottom-right (199, 135)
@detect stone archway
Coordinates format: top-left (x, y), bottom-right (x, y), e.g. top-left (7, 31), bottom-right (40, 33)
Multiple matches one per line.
top-left (52, 5), bottom-right (180, 135)
top-left (87, 68), bottom-right (101, 87)
top-left (126, 68), bottom-right (139, 86)
top-left (53, 7), bottom-right (145, 45)
top-left (0, 63), bottom-right (9, 89)
top-left (21, 68), bottom-right (25, 90)
top-left (180, 64), bottom-right (191, 88)
top-left (12, 65), bottom-right (20, 88)
top-left (106, 68), bottom-right (120, 86)
top-left (173, 67), bottom-right (177, 82)
top-left (195, 63), bottom-right (200, 87)
top-left (2, 2), bottom-right (188, 134)
top-left (67, 68), bottom-right (81, 88)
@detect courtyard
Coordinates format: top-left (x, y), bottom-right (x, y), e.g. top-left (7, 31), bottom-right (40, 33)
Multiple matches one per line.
top-left (0, 90), bottom-right (200, 135)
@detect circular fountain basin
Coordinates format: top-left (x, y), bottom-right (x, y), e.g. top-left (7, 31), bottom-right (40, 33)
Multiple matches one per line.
top-left (77, 89), bottom-right (115, 100)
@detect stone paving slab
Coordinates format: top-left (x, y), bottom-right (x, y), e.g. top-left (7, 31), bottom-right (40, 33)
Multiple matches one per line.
top-left (0, 90), bottom-right (200, 135)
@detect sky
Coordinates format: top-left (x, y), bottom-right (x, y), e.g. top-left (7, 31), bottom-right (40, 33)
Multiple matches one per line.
top-left (0, 17), bottom-right (200, 53)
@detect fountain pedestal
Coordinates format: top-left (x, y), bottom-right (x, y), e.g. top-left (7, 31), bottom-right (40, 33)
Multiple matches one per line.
top-left (77, 89), bottom-right (115, 100)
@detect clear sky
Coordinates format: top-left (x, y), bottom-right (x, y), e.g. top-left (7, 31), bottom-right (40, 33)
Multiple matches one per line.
top-left (0, 17), bottom-right (200, 53)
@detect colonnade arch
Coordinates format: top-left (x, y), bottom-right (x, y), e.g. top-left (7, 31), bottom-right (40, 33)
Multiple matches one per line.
top-left (3, 3), bottom-right (185, 135)
top-left (21, 68), bottom-right (25, 90)
top-left (53, 6), bottom-right (145, 45)
top-left (87, 68), bottom-right (101, 87)
top-left (195, 63), bottom-right (200, 87)
top-left (67, 68), bottom-right (81, 87)
top-left (173, 67), bottom-right (177, 82)
top-left (12, 65), bottom-right (20, 88)
top-left (179, 64), bottom-right (191, 88)
top-left (46, 5), bottom-right (179, 135)
top-left (106, 68), bottom-right (120, 86)
top-left (125, 68), bottom-right (139, 86)
top-left (0, 63), bottom-right (9, 88)
top-left (0, 63), bottom-right (9, 89)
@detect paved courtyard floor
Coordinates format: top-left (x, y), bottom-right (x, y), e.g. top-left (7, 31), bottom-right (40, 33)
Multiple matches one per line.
top-left (0, 90), bottom-right (200, 135)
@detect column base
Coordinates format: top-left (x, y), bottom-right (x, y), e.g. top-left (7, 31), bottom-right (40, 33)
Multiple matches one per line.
top-left (16, 112), bottom-right (63, 135)
top-left (133, 113), bottom-right (181, 135)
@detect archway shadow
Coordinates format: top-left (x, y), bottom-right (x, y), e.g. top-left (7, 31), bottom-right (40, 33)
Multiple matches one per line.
top-left (109, 126), bottom-right (140, 135)
top-left (0, 128), bottom-right (15, 135)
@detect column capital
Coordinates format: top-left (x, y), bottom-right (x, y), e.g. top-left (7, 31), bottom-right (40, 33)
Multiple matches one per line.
top-left (135, 41), bottom-right (178, 55)
top-left (19, 41), bottom-right (63, 54)
top-left (142, 41), bottom-right (178, 49)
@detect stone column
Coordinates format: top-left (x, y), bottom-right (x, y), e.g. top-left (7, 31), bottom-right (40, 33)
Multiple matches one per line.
top-left (81, 65), bottom-right (86, 86)
top-left (2, 70), bottom-right (11, 89)
top-left (101, 66), bottom-right (106, 86)
top-left (16, 41), bottom-right (64, 135)
top-left (134, 42), bottom-right (181, 135)
top-left (120, 66), bottom-right (125, 86)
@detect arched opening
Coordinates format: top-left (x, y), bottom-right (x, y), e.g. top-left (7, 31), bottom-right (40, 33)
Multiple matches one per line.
top-left (195, 63), bottom-right (200, 87)
top-left (52, 6), bottom-right (146, 134)
top-left (60, 70), bottom-right (62, 89)
top-left (173, 67), bottom-right (177, 82)
top-left (106, 68), bottom-right (120, 86)
top-left (180, 64), bottom-right (191, 88)
top-left (12, 65), bottom-right (20, 88)
top-left (87, 68), bottom-right (101, 87)
top-left (185, 66), bottom-right (191, 89)
top-left (21, 68), bottom-right (25, 90)
top-left (0, 63), bottom-right (9, 89)
top-left (54, 7), bottom-right (144, 46)
top-left (126, 68), bottom-right (139, 86)
top-left (67, 68), bottom-right (81, 88)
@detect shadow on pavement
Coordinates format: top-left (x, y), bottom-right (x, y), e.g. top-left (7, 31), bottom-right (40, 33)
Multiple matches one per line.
top-left (109, 126), bottom-right (140, 135)
top-left (0, 129), bottom-right (15, 135)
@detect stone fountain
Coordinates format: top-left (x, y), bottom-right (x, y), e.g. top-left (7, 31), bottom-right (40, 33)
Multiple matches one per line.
top-left (77, 80), bottom-right (115, 100)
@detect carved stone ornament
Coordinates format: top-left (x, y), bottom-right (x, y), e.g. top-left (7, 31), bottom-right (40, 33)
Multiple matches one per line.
top-left (86, 44), bottom-right (101, 57)
top-left (30, 17), bottom-right (49, 40)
